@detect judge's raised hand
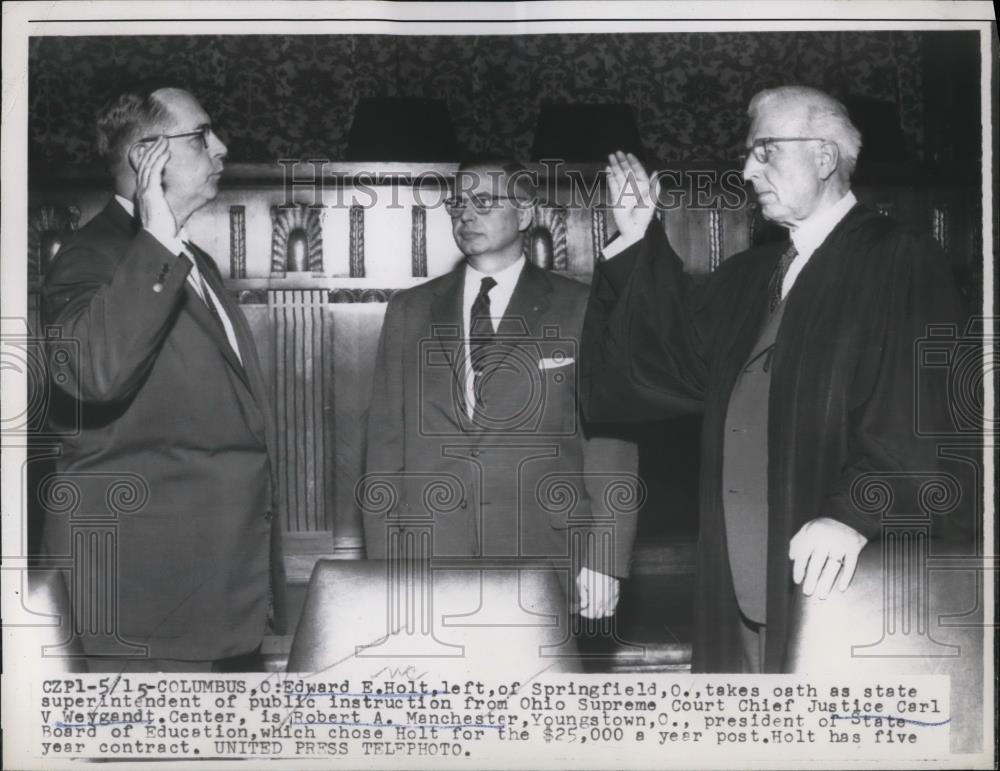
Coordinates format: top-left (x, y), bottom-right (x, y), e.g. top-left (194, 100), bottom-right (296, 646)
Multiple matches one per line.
top-left (606, 151), bottom-right (659, 243)
top-left (130, 136), bottom-right (178, 245)
top-left (576, 566), bottom-right (621, 619)
top-left (789, 517), bottom-right (868, 600)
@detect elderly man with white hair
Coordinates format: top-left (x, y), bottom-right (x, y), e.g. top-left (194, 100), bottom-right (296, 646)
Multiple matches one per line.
top-left (581, 85), bottom-right (970, 672)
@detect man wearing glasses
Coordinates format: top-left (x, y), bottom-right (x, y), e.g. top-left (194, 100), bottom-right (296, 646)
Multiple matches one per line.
top-left (41, 84), bottom-right (285, 671)
top-left (582, 86), bottom-right (969, 672)
top-left (363, 158), bottom-right (638, 620)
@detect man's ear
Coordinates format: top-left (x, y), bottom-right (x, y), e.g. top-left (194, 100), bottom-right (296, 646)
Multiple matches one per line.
top-left (816, 141), bottom-right (841, 181)
top-left (127, 142), bottom-right (148, 173)
top-left (516, 203), bottom-right (534, 233)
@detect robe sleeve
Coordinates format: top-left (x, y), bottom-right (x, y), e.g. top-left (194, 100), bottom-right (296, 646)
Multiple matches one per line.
top-left (819, 229), bottom-right (974, 541)
top-left (580, 426), bottom-right (640, 578)
top-left (581, 222), bottom-right (709, 424)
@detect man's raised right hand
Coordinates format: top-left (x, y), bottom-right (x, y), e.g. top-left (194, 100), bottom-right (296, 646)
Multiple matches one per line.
top-left (606, 151), bottom-right (659, 243)
top-left (134, 136), bottom-right (178, 245)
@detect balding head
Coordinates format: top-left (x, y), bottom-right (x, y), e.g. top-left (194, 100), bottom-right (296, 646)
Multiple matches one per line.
top-left (96, 83), bottom-right (181, 181)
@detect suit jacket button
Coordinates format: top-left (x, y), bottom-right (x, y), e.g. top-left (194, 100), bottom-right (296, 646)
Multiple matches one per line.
top-left (471, 449), bottom-right (480, 457)
top-left (152, 283), bottom-right (164, 293)
top-left (264, 510), bottom-right (274, 521)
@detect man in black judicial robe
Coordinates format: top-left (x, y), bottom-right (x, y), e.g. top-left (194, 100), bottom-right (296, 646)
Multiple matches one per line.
top-left (581, 86), bottom-right (972, 672)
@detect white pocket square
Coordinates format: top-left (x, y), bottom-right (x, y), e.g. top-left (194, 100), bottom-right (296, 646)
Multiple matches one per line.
top-left (538, 356), bottom-right (574, 370)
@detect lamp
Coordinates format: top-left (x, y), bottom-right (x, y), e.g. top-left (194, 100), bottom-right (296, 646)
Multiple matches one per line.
top-left (843, 98), bottom-right (909, 183)
top-left (531, 103), bottom-right (645, 162)
top-left (345, 97), bottom-right (459, 161)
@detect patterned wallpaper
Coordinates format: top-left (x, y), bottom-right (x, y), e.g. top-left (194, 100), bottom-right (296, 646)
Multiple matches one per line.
top-left (29, 32), bottom-right (927, 168)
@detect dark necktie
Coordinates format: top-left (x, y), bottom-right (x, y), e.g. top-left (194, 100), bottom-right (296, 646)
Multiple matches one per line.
top-left (470, 275), bottom-right (497, 367)
top-left (769, 242), bottom-right (798, 312)
top-left (469, 276), bottom-right (498, 411)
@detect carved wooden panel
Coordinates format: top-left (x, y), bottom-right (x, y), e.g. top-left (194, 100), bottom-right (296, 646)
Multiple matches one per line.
top-left (26, 165), bottom-right (984, 557)
top-left (590, 208), bottom-right (607, 266)
top-left (271, 289), bottom-right (329, 533)
top-left (28, 204), bottom-right (80, 290)
top-left (270, 204), bottom-right (324, 276)
top-left (932, 204), bottom-right (950, 254)
top-left (707, 210), bottom-right (723, 271)
top-left (411, 205), bottom-right (427, 277)
top-left (349, 204), bottom-right (365, 278)
top-left (529, 204), bottom-right (569, 270)
top-left (229, 205), bottom-right (246, 278)
top-left (330, 304), bottom-right (386, 557)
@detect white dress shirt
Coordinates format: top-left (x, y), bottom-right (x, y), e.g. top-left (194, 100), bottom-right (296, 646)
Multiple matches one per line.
top-left (781, 190), bottom-right (857, 298)
top-left (461, 257), bottom-right (526, 418)
top-left (116, 195), bottom-right (242, 363)
top-left (602, 190), bottom-right (858, 302)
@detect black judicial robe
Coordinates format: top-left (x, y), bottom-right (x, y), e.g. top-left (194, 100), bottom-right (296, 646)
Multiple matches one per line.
top-left (581, 203), bottom-right (972, 672)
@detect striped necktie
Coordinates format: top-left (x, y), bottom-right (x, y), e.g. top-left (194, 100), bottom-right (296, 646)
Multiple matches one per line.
top-left (184, 242), bottom-right (226, 333)
top-left (769, 243), bottom-right (798, 312)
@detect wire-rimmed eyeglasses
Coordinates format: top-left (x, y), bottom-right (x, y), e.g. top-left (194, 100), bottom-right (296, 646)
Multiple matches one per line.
top-left (135, 125), bottom-right (213, 149)
top-left (738, 137), bottom-right (828, 165)
top-left (443, 193), bottom-right (532, 218)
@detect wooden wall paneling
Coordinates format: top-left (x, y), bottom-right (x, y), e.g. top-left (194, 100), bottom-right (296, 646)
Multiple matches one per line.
top-left (706, 210), bottom-right (723, 272)
top-left (270, 204), bottom-right (324, 276)
top-left (660, 205), bottom-right (697, 273)
top-left (532, 205), bottom-right (569, 270)
top-left (26, 163), bottom-right (985, 564)
top-left (329, 302), bottom-right (388, 557)
top-left (720, 203), bottom-right (752, 261)
top-left (349, 205), bottom-right (365, 278)
top-left (588, 207), bottom-right (607, 270)
top-left (411, 205), bottom-right (428, 278)
top-left (271, 289), bottom-right (329, 534)
top-left (229, 205), bottom-right (247, 278)
top-left (554, 203), bottom-right (594, 277)
top-left (28, 204), bottom-right (81, 292)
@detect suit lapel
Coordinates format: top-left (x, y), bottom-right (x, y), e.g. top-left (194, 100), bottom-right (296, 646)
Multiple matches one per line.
top-left (184, 242), bottom-right (272, 447)
top-left (183, 241), bottom-right (253, 393)
top-left (105, 197), bottom-right (141, 236)
top-left (429, 265), bottom-right (467, 381)
top-left (105, 201), bottom-right (248, 389)
top-left (104, 201), bottom-right (265, 437)
top-left (495, 261), bottom-right (552, 354)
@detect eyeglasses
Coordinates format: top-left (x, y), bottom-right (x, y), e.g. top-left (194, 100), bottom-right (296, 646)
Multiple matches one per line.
top-left (739, 137), bottom-right (828, 165)
top-left (443, 194), bottom-right (531, 218)
top-left (135, 125), bottom-right (214, 149)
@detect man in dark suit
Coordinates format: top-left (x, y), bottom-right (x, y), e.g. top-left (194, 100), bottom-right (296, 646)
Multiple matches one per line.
top-left (362, 159), bottom-right (638, 618)
top-left (41, 83), bottom-right (285, 671)
top-left (582, 86), bottom-right (970, 671)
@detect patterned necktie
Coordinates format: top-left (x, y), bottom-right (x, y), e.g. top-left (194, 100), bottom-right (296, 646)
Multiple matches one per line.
top-left (769, 243), bottom-right (798, 312)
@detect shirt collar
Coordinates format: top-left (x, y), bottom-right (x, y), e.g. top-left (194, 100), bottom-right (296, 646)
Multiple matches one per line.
top-left (789, 190), bottom-right (857, 259)
top-left (115, 194), bottom-right (135, 217)
top-left (464, 256), bottom-right (525, 293)
top-left (114, 194), bottom-right (191, 245)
